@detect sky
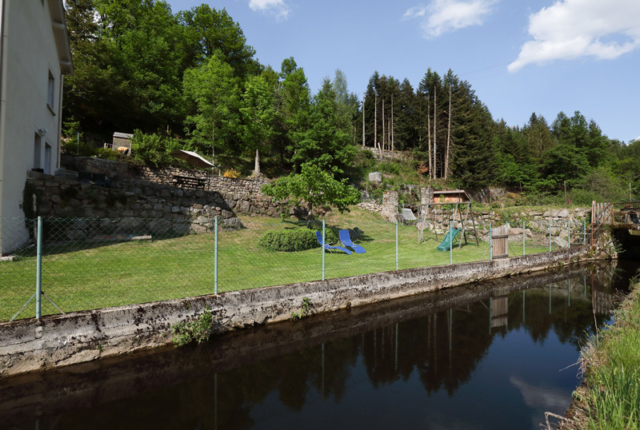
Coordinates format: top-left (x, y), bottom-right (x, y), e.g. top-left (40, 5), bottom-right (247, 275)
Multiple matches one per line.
top-left (166, 0), bottom-right (640, 143)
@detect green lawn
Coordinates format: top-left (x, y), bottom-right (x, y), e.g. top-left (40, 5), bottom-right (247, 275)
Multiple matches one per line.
top-left (0, 209), bottom-right (551, 321)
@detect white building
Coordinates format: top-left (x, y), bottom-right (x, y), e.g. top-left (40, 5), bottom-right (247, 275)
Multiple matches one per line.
top-left (0, 0), bottom-right (73, 253)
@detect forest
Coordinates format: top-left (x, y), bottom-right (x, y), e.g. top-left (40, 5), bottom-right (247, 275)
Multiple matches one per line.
top-left (63, 0), bottom-right (639, 205)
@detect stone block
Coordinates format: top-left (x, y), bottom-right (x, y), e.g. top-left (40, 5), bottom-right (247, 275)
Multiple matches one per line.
top-left (149, 219), bottom-right (172, 235)
top-left (223, 217), bottom-right (243, 230)
top-left (66, 229), bottom-right (87, 241)
top-left (191, 224), bottom-right (208, 234)
top-left (172, 221), bottom-right (191, 235)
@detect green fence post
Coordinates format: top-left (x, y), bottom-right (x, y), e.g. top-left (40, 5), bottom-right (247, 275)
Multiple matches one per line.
top-left (489, 222), bottom-right (492, 261)
top-left (395, 219), bottom-right (399, 271)
top-left (567, 219), bottom-right (571, 248)
top-left (549, 220), bottom-right (552, 252)
top-left (522, 220), bottom-right (525, 256)
top-left (214, 216), bottom-right (218, 295)
top-left (322, 219), bottom-right (326, 281)
top-left (35, 216), bottom-right (43, 319)
top-left (449, 220), bottom-right (453, 265)
top-left (583, 220), bottom-right (586, 245)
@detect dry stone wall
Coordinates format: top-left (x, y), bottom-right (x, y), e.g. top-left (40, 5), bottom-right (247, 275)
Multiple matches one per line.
top-left (24, 158), bottom-right (285, 237)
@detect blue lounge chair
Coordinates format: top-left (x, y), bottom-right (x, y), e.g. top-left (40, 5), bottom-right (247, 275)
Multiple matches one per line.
top-left (339, 230), bottom-right (366, 254)
top-left (315, 231), bottom-right (352, 255)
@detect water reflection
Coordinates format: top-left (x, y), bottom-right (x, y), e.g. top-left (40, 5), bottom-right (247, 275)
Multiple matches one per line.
top-left (3, 261), bottom-right (638, 430)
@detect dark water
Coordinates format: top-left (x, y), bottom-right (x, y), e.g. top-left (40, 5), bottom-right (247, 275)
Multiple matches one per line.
top-left (2, 261), bottom-right (639, 430)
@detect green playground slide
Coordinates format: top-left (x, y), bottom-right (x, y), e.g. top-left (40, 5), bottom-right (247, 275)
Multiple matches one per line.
top-left (436, 228), bottom-right (461, 251)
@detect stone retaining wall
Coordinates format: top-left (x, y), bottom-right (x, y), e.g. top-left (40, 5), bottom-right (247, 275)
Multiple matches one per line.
top-left (0, 245), bottom-right (591, 377)
top-left (58, 156), bottom-right (282, 217)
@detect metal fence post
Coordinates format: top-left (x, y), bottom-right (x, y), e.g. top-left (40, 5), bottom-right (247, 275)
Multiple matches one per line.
top-left (36, 216), bottom-right (43, 319)
top-left (449, 220), bottom-right (453, 265)
top-left (395, 219), bottom-right (399, 271)
top-left (583, 219), bottom-right (586, 245)
top-left (567, 219), bottom-right (571, 248)
top-left (522, 221), bottom-right (525, 256)
top-left (489, 222), bottom-right (492, 261)
top-left (214, 216), bottom-right (218, 295)
top-left (549, 220), bottom-right (552, 253)
top-left (322, 219), bottom-right (326, 281)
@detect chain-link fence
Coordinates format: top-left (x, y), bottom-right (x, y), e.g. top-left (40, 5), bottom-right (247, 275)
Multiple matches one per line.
top-left (0, 214), bottom-right (589, 322)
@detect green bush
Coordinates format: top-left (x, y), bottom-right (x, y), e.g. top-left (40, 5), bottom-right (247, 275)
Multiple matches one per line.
top-left (259, 228), bottom-right (320, 252)
top-left (378, 161), bottom-right (400, 175)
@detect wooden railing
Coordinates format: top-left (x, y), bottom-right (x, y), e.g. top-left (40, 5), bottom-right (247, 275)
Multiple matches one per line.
top-left (590, 201), bottom-right (612, 247)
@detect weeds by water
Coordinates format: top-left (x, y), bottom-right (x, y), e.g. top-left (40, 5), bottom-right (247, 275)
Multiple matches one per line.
top-left (171, 308), bottom-right (214, 346)
top-left (562, 274), bottom-right (640, 429)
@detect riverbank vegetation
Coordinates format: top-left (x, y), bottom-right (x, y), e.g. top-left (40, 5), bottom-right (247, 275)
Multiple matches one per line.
top-left (62, 0), bottom-right (639, 206)
top-left (564, 274), bottom-right (640, 429)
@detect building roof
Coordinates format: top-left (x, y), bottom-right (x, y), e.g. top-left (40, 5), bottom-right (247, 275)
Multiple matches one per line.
top-left (48, 0), bottom-right (73, 75)
top-left (113, 132), bottom-right (134, 139)
top-left (436, 190), bottom-right (470, 198)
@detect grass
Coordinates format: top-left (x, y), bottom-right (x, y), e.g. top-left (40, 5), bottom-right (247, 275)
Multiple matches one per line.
top-left (565, 275), bottom-right (640, 430)
top-left (0, 208), bottom-right (550, 322)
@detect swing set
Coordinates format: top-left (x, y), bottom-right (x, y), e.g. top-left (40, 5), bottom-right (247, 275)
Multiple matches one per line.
top-left (415, 202), bottom-right (480, 249)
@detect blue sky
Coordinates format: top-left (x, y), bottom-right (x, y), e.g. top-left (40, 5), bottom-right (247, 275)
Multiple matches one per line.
top-left (166, 0), bottom-right (640, 143)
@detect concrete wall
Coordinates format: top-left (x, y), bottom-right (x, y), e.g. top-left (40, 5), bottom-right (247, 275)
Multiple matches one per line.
top-left (0, 0), bottom-right (68, 253)
top-left (0, 263), bottom-right (601, 427)
top-left (0, 245), bottom-right (591, 377)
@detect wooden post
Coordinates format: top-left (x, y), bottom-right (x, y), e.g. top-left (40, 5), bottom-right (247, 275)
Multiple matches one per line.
top-left (591, 200), bottom-right (595, 248)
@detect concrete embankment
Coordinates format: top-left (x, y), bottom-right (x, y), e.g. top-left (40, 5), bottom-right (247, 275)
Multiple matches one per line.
top-left (0, 264), bottom-right (596, 428)
top-left (0, 246), bottom-right (590, 377)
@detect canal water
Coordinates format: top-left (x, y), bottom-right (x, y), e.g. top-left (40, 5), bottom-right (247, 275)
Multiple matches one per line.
top-left (2, 261), bottom-right (639, 430)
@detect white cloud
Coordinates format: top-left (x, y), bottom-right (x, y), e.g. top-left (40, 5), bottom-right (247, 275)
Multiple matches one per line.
top-left (509, 0), bottom-right (640, 72)
top-left (404, 0), bottom-right (498, 38)
top-left (249, 0), bottom-right (290, 19)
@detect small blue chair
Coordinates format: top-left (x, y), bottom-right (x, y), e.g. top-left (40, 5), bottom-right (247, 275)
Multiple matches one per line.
top-left (315, 231), bottom-right (352, 255)
top-left (339, 230), bottom-right (366, 254)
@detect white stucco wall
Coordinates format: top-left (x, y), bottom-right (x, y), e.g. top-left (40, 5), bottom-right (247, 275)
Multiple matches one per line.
top-left (0, 0), bottom-right (65, 253)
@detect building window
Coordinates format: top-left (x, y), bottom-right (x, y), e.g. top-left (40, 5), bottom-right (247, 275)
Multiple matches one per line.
top-left (44, 144), bottom-right (52, 175)
top-left (34, 134), bottom-right (42, 171)
top-left (47, 71), bottom-right (55, 112)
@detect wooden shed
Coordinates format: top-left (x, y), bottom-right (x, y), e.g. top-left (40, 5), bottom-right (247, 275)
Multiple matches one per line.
top-left (112, 132), bottom-right (133, 150)
top-left (433, 190), bottom-right (470, 203)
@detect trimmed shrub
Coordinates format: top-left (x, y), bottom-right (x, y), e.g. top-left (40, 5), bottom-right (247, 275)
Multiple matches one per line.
top-left (259, 228), bottom-right (319, 252)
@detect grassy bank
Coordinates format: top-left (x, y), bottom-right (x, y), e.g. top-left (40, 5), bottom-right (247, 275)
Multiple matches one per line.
top-left (562, 274), bottom-right (640, 429)
top-left (0, 208), bottom-right (553, 321)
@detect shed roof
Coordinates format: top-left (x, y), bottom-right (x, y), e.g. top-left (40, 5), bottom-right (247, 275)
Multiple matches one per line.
top-left (435, 190), bottom-right (470, 198)
top-left (113, 132), bottom-right (134, 139)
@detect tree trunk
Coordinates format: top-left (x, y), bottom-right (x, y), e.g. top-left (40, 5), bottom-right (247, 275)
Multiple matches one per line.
top-left (427, 97), bottom-right (432, 180)
top-left (445, 83), bottom-right (451, 180)
top-left (362, 94), bottom-right (365, 146)
top-left (374, 93), bottom-right (378, 151)
top-left (254, 148), bottom-right (260, 176)
top-left (382, 99), bottom-right (385, 153)
top-left (433, 90), bottom-right (437, 179)
top-left (391, 94), bottom-right (394, 152)
top-left (211, 117), bottom-right (216, 171)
